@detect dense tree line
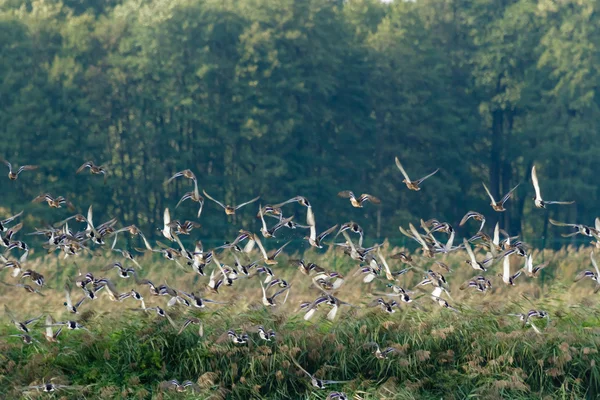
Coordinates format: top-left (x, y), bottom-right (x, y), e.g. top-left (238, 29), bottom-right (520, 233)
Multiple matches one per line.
top-left (0, 0), bottom-right (598, 249)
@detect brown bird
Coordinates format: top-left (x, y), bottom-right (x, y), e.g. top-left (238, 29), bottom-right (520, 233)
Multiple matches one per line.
top-left (395, 156), bottom-right (438, 191)
top-left (459, 211), bottom-right (486, 232)
top-left (203, 190), bottom-right (259, 215)
top-left (273, 196), bottom-right (311, 209)
top-left (76, 161), bottom-right (107, 183)
top-left (523, 254), bottom-right (548, 278)
top-left (306, 224), bottom-right (338, 249)
top-left (390, 251), bottom-right (413, 264)
top-left (0, 281), bottom-right (45, 296)
top-left (42, 315), bottom-right (63, 343)
top-left (166, 169), bottom-right (196, 184)
top-left (337, 191), bottom-right (380, 207)
top-left (0, 210), bottom-right (23, 233)
top-left (482, 182), bottom-right (519, 212)
top-left (2, 160), bottom-right (37, 180)
top-left (32, 194), bottom-right (74, 210)
top-left (167, 220), bottom-right (201, 235)
top-left (175, 177), bottom-right (204, 217)
top-left (254, 234), bottom-right (291, 265)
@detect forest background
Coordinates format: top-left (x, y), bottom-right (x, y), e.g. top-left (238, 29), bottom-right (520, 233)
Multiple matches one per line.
top-left (1, 0), bottom-right (598, 250)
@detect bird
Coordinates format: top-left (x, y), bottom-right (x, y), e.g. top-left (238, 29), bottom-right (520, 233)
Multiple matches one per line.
top-left (291, 259), bottom-right (325, 277)
top-left (159, 379), bottom-right (200, 392)
top-left (395, 156), bottom-right (439, 191)
top-left (253, 235), bottom-right (290, 265)
top-left (4, 305), bottom-right (42, 333)
top-left (1, 281), bottom-right (45, 296)
top-left (399, 223), bottom-right (434, 258)
top-left (136, 306), bottom-right (177, 327)
top-left (166, 169), bottom-right (197, 184)
top-left (312, 271), bottom-right (345, 292)
top-left (290, 358), bottom-right (349, 389)
top-left (260, 281), bottom-right (291, 307)
top-left (205, 267), bottom-right (224, 294)
top-left (459, 276), bottom-right (492, 292)
top-left (258, 207), bottom-right (294, 238)
top-left (574, 251), bottom-right (600, 293)
top-left (523, 254), bottom-right (548, 278)
top-left (459, 211), bottom-right (486, 232)
top-left (226, 330), bottom-right (249, 345)
top-left (42, 315), bottom-right (63, 342)
top-left (63, 282), bottom-right (86, 313)
top-left (366, 342), bottom-right (399, 359)
top-left (167, 220), bottom-right (201, 236)
top-left (21, 382), bottom-right (83, 393)
top-left (202, 190), bottom-right (259, 215)
top-left (432, 296), bottom-right (460, 312)
top-left (482, 182), bottom-right (519, 212)
top-left (32, 193), bottom-right (74, 210)
top-left (177, 317), bottom-right (204, 336)
top-left (337, 191), bottom-right (380, 207)
top-left (256, 204), bottom-right (283, 219)
top-left (423, 218), bottom-right (454, 233)
top-left (327, 393), bottom-right (349, 400)
top-left (337, 231), bottom-right (366, 261)
top-left (306, 224), bottom-right (339, 248)
top-left (370, 298), bottom-right (399, 314)
top-left (508, 310), bottom-right (549, 333)
top-left (531, 165), bottom-right (574, 208)
top-left (549, 218), bottom-right (598, 238)
top-left (0, 210), bottom-right (23, 233)
top-left (20, 269), bottom-right (44, 286)
top-left (272, 196), bottom-right (311, 209)
top-left (101, 262), bottom-right (136, 278)
top-left (175, 181), bottom-right (205, 218)
top-left (111, 247), bottom-right (142, 269)
top-left (336, 222), bottom-right (364, 246)
top-left (463, 238), bottom-right (488, 271)
top-left (188, 291), bottom-right (226, 311)
top-left (499, 251), bottom-right (522, 286)
top-left (377, 284), bottom-right (414, 303)
top-left (10, 333), bottom-right (37, 344)
top-left (257, 326), bottom-right (276, 341)
top-left (389, 251), bottom-right (414, 264)
top-left (1, 160), bottom-right (37, 180)
top-left (168, 170), bottom-right (204, 215)
top-left (315, 289), bottom-right (354, 321)
top-left (76, 161), bottom-right (108, 183)
top-left (160, 208), bottom-right (176, 241)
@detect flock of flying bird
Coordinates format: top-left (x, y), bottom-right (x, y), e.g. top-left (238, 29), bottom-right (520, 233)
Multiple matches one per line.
top-left (1, 157), bottom-right (598, 398)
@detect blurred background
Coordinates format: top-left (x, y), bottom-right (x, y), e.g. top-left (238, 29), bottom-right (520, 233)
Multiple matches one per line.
top-left (0, 0), bottom-right (598, 250)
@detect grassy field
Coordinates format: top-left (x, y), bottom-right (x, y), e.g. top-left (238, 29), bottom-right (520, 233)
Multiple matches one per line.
top-left (1, 244), bottom-right (600, 399)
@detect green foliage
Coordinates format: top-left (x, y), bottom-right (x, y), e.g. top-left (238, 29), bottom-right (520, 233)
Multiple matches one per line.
top-left (0, 0), bottom-right (599, 244)
top-left (1, 247), bottom-right (600, 398)
top-left (1, 295), bottom-right (599, 399)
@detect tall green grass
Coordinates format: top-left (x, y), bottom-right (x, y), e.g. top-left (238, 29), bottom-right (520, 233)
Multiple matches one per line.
top-left (1, 245), bottom-right (599, 399)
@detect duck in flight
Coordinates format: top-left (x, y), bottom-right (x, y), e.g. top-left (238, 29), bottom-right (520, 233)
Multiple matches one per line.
top-left (574, 251), bottom-right (600, 293)
top-left (203, 190), bottom-right (259, 215)
top-left (337, 191), bottom-right (380, 208)
top-left (1, 160), bottom-right (37, 180)
top-left (306, 224), bottom-right (338, 249)
top-left (32, 194), bottom-right (75, 210)
top-left (290, 358), bottom-right (350, 389)
top-left (76, 161), bottom-right (108, 183)
top-left (531, 165), bottom-right (574, 208)
top-left (459, 211), bottom-right (486, 232)
top-left (482, 182), bottom-right (519, 212)
top-left (395, 156), bottom-right (438, 191)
